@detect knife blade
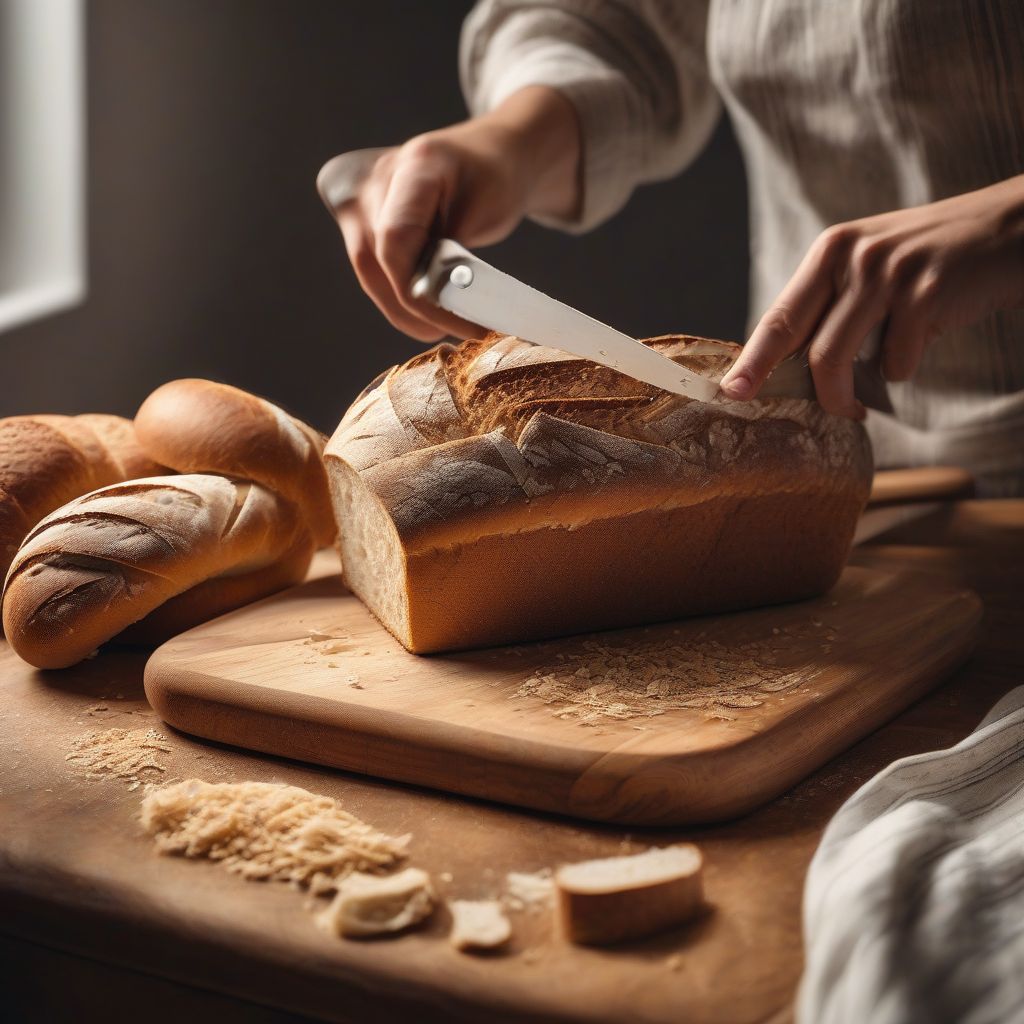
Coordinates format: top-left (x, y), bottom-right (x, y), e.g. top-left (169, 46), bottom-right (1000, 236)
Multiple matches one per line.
top-left (410, 239), bottom-right (720, 402)
top-left (317, 148), bottom-right (818, 404)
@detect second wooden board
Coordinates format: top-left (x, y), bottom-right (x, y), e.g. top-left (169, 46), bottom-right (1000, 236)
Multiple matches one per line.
top-left (145, 565), bottom-right (981, 825)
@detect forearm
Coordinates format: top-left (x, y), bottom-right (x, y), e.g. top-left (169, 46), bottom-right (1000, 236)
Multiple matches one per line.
top-left (478, 85), bottom-right (582, 223)
top-left (460, 0), bottom-right (718, 232)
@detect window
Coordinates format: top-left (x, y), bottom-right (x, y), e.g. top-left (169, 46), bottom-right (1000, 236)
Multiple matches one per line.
top-left (0, 0), bottom-right (85, 334)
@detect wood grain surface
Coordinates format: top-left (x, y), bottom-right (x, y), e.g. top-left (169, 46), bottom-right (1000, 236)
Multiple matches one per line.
top-left (867, 465), bottom-right (975, 506)
top-left (1, 500), bottom-right (1020, 1024)
top-left (145, 565), bottom-right (981, 826)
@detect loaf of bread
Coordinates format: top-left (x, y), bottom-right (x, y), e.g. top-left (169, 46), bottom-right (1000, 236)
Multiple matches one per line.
top-left (134, 379), bottom-right (335, 546)
top-left (556, 844), bottom-right (705, 945)
top-left (2, 474), bottom-right (313, 668)
top-left (324, 334), bottom-right (873, 654)
top-left (0, 414), bottom-right (163, 586)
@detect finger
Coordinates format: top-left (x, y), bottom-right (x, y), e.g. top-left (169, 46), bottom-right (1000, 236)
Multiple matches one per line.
top-left (375, 157), bottom-right (445, 295)
top-left (879, 303), bottom-right (937, 382)
top-left (337, 208), bottom-right (446, 342)
top-left (373, 155), bottom-right (489, 341)
top-left (721, 238), bottom-right (841, 399)
top-left (805, 288), bottom-right (886, 418)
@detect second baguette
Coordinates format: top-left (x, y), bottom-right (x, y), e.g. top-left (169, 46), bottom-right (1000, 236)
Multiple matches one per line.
top-left (135, 379), bottom-right (335, 546)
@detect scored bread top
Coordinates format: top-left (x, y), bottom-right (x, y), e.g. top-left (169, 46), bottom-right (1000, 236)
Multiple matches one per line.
top-left (326, 334), bottom-right (873, 552)
top-left (135, 379), bottom-right (336, 546)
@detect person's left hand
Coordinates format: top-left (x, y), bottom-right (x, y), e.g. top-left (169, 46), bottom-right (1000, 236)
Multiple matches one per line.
top-left (719, 174), bottom-right (1024, 418)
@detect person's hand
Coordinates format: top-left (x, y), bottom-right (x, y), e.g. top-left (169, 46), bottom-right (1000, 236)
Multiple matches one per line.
top-left (334, 86), bottom-right (581, 341)
top-left (720, 175), bottom-right (1024, 418)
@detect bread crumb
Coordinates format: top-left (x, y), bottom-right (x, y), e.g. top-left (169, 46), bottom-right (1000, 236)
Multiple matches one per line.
top-left (449, 899), bottom-right (512, 952)
top-left (307, 629), bottom-right (339, 641)
top-left (515, 622), bottom-right (822, 722)
top-left (140, 780), bottom-right (409, 893)
top-left (66, 727), bottom-right (170, 786)
top-left (318, 867), bottom-right (434, 938)
top-left (505, 869), bottom-right (554, 913)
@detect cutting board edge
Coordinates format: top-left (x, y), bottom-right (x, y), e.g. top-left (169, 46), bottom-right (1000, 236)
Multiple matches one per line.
top-left (144, 586), bottom-right (982, 826)
top-left (566, 592), bottom-right (983, 823)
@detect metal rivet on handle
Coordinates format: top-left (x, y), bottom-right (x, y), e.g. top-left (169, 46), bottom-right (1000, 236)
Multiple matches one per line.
top-left (449, 265), bottom-right (474, 289)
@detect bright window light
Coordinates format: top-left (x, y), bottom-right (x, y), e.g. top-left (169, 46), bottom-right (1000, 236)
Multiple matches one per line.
top-left (0, 0), bottom-right (85, 334)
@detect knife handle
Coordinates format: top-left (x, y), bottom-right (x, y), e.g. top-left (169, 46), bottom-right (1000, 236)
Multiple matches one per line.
top-left (316, 148), bottom-right (390, 214)
top-left (410, 239), bottom-right (475, 306)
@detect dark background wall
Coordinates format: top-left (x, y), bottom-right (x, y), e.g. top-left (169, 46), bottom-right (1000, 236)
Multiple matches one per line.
top-left (0, 0), bottom-right (749, 434)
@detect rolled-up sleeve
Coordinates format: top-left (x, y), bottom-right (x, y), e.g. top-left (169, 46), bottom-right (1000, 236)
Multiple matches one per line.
top-left (459, 0), bottom-right (720, 232)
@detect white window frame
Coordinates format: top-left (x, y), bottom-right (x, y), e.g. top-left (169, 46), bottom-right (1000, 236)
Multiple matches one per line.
top-left (0, 0), bottom-right (85, 334)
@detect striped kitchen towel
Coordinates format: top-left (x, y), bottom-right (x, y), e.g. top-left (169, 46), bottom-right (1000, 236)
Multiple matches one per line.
top-left (799, 687), bottom-right (1024, 1024)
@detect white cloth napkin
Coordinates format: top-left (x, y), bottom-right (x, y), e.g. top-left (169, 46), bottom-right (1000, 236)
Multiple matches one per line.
top-left (799, 687), bottom-right (1024, 1024)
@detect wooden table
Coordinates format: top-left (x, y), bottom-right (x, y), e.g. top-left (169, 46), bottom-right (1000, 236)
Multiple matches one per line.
top-left (1, 501), bottom-right (1021, 1024)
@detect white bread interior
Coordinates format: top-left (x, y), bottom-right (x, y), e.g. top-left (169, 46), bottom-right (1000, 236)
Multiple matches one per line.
top-left (448, 899), bottom-right (512, 951)
top-left (556, 843), bottom-right (705, 946)
top-left (318, 867), bottom-right (435, 938)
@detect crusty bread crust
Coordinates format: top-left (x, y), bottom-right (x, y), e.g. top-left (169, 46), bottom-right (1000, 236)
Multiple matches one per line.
top-left (2, 474), bottom-right (312, 668)
top-left (556, 844), bottom-right (704, 945)
top-left (325, 334), bottom-right (873, 653)
top-left (0, 414), bottom-right (163, 585)
top-left (118, 529), bottom-right (314, 645)
top-left (135, 379), bottom-right (335, 546)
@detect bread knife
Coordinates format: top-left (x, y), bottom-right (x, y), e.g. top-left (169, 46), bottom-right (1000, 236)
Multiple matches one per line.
top-left (317, 148), bottom-right (815, 403)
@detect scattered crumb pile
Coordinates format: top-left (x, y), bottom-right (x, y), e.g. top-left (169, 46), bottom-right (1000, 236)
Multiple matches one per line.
top-left (140, 780), bottom-right (409, 895)
top-left (505, 868), bottom-right (554, 913)
top-left (515, 619), bottom-right (840, 723)
top-left (66, 728), bottom-right (171, 790)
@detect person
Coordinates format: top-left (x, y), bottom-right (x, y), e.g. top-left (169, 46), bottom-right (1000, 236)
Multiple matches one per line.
top-left (333, 1), bottom-right (1024, 496)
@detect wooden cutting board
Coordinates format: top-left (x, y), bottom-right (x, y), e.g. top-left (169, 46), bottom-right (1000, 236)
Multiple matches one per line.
top-left (145, 561), bottom-right (981, 826)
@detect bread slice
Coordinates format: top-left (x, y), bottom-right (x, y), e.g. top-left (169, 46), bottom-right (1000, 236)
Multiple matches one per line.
top-left (318, 867), bottom-right (435, 938)
top-left (325, 334), bottom-right (873, 654)
top-left (448, 899), bottom-right (512, 952)
top-left (556, 844), bottom-right (704, 945)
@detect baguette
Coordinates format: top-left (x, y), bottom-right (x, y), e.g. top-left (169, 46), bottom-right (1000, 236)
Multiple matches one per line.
top-left (325, 334), bottom-right (873, 653)
top-left (135, 379), bottom-right (335, 546)
top-left (2, 474), bottom-right (312, 668)
top-left (556, 844), bottom-right (704, 945)
top-left (0, 414), bottom-right (163, 586)
top-left (116, 529), bottom-right (314, 646)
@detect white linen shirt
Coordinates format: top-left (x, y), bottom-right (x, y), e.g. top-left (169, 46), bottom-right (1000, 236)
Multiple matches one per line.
top-left (461, 0), bottom-right (1024, 495)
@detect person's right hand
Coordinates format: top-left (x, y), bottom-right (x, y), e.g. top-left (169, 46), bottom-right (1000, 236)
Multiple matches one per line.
top-left (333, 86), bottom-right (582, 341)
